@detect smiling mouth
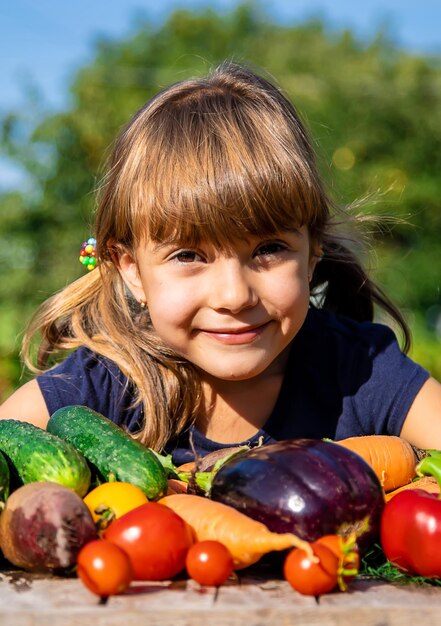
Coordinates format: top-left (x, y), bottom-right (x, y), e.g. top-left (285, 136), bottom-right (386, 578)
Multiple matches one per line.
top-left (199, 322), bottom-right (270, 345)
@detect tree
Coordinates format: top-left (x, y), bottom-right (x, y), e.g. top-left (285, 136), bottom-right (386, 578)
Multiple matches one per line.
top-left (1, 4), bottom-right (440, 398)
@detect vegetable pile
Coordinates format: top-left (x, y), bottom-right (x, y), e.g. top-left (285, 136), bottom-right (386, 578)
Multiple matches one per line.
top-left (0, 406), bottom-right (440, 601)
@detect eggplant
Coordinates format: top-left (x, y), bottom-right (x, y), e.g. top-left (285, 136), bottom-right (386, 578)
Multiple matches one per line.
top-left (194, 446), bottom-right (250, 473)
top-left (181, 446), bottom-right (251, 495)
top-left (209, 439), bottom-right (385, 553)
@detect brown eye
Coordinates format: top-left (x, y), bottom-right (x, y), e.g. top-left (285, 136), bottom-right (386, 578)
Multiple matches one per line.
top-left (173, 250), bottom-right (203, 263)
top-left (255, 242), bottom-right (286, 257)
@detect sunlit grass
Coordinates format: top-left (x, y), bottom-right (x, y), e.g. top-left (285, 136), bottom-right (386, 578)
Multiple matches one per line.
top-left (361, 544), bottom-right (441, 587)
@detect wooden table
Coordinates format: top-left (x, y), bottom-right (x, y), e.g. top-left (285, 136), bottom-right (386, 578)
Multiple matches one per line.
top-left (2, 569), bottom-right (441, 626)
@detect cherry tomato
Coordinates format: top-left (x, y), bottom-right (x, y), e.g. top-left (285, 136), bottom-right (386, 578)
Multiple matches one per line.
top-left (83, 482), bottom-right (148, 530)
top-left (186, 541), bottom-right (234, 586)
top-left (104, 502), bottom-right (194, 580)
top-left (315, 534), bottom-right (360, 584)
top-left (284, 543), bottom-right (339, 596)
top-left (77, 539), bottom-right (133, 597)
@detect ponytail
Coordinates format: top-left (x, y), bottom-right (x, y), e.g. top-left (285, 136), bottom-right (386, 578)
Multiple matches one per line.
top-left (311, 237), bottom-right (411, 353)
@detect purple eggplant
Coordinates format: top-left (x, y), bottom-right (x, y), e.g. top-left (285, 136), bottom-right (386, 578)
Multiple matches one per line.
top-left (209, 439), bottom-right (385, 553)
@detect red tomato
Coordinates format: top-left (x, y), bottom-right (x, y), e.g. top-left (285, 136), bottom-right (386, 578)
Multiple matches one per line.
top-left (104, 502), bottom-right (194, 581)
top-left (77, 539), bottom-right (133, 597)
top-left (284, 543), bottom-right (339, 596)
top-left (315, 534), bottom-right (360, 584)
top-left (186, 541), bottom-right (234, 587)
top-left (380, 489), bottom-right (441, 577)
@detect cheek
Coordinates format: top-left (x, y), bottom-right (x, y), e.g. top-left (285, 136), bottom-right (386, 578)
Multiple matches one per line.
top-left (269, 271), bottom-right (311, 331)
top-left (143, 280), bottom-right (195, 333)
top-left (271, 268), bottom-right (310, 309)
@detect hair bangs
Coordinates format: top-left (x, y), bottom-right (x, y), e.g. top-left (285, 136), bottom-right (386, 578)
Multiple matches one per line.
top-left (128, 104), bottom-right (326, 249)
top-left (100, 63), bottom-right (330, 257)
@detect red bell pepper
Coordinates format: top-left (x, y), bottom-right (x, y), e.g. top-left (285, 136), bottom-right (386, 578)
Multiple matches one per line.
top-left (380, 453), bottom-right (441, 577)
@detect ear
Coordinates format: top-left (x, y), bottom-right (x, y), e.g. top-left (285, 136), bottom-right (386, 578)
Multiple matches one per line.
top-left (308, 240), bottom-right (323, 283)
top-left (109, 243), bottom-right (146, 303)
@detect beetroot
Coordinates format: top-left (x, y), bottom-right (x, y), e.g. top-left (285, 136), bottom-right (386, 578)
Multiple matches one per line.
top-left (0, 481), bottom-right (97, 571)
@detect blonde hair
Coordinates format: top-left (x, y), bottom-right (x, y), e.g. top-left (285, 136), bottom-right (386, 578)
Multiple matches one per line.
top-left (23, 61), bottom-right (410, 450)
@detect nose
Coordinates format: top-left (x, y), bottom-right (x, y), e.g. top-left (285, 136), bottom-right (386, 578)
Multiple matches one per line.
top-left (210, 259), bottom-right (258, 313)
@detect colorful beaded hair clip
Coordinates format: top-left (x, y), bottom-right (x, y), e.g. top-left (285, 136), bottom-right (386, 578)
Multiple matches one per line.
top-left (79, 237), bottom-right (97, 271)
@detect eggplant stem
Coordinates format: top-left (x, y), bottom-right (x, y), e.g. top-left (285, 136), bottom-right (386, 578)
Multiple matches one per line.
top-left (178, 447), bottom-right (250, 495)
top-left (177, 470), bottom-right (213, 494)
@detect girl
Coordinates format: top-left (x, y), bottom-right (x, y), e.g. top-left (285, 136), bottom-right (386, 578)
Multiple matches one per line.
top-left (1, 62), bottom-right (440, 465)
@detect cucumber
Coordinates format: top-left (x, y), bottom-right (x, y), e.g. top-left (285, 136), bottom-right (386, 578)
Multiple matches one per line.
top-left (0, 420), bottom-right (91, 497)
top-left (0, 450), bottom-right (10, 504)
top-left (47, 405), bottom-right (168, 500)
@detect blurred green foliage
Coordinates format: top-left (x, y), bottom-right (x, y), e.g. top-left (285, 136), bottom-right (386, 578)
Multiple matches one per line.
top-left (1, 4), bottom-right (440, 400)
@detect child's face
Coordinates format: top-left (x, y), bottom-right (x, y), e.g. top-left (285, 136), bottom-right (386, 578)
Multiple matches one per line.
top-left (118, 227), bottom-right (319, 382)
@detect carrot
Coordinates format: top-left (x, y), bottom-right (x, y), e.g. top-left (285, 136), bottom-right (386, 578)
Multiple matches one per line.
top-left (167, 479), bottom-right (188, 495)
top-left (335, 435), bottom-right (416, 492)
top-left (177, 462), bottom-right (196, 472)
top-left (384, 476), bottom-right (440, 502)
top-left (159, 493), bottom-right (313, 569)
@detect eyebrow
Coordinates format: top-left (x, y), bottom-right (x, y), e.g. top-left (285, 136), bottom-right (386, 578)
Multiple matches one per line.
top-left (286, 227), bottom-right (303, 237)
top-left (269, 227), bottom-right (304, 240)
top-left (148, 237), bottom-right (182, 252)
top-left (150, 240), bottom-right (173, 251)
top-left (149, 227), bottom-right (304, 251)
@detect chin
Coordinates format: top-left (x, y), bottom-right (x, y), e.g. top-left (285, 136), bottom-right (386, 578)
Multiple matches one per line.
top-left (211, 364), bottom-right (269, 381)
top-left (220, 372), bottom-right (251, 381)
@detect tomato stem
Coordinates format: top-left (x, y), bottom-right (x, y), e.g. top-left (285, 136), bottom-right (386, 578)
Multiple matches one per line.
top-left (94, 505), bottom-right (116, 532)
top-left (336, 533), bottom-right (360, 591)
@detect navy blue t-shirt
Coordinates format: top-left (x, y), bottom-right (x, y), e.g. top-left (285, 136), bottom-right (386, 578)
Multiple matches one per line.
top-left (37, 307), bottom-right (429, 466)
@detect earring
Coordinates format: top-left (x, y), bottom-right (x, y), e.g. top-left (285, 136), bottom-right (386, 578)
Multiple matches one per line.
top-left (139, 299), bottom-right (147, 309)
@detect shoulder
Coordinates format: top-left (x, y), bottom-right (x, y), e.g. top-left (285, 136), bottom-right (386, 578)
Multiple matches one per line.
top-left (303, 306), bottom-right (397, 353)
top-left (301, 308), bottom-right (429, 436)
top-left (36, 347), bottom-right (141, 430)
top-left (37, 347), bottom-right (128, 399)
top-left (42, 346), bottom-right (124, 374)
top-left (271, 307), bottom-right (429, 441)
top-left (299, 307), bottom-right (406, 376)
top-left (301, 307), bottom-right (428, 389)
top-left (0, 379), bottom-right (49, 428)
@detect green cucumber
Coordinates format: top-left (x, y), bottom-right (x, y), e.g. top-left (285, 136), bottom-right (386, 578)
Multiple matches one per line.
top-left (0, 420), bottom-right (91, 497)
top-left (47, 405), bottom-right (168, 500)
top-left (0, 450), bottom-right (10, 504)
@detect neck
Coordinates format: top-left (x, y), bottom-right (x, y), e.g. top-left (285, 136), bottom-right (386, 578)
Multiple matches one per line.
top-left (195, 346), bottom-right (290, 444)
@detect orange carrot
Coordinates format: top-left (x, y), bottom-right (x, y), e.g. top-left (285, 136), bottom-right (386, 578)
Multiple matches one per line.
top-left (159, 494), bottom-right (312, 569)
top-left (384, 476), bottom-right (440, 502)
top-left (335, 435), bottom-right (416, 492)
top-left (166, 479), bottom-right (188, 495)
top-left (177, 462), bottom-right (196, 472)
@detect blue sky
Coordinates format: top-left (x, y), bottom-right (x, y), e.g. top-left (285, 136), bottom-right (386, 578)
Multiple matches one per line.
top-left (1, 0), bottom-right (440, 188)
top-left (1, 0), bottom-right (440, 111)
